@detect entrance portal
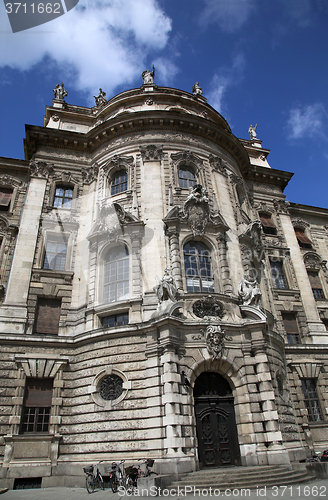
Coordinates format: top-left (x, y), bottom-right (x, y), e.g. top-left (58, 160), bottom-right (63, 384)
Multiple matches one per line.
top-left (194, 372), bottom-right (241, 468)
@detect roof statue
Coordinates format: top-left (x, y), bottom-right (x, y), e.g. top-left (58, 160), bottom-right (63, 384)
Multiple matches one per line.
top-left (53, 82), bottom-right (68, 101)
top-left (192, 82), bottom-right (203, 96)
top-left (248, 123), bottom-right (258, 140)
top-left (142, 64), bottom-right (155, 84)
top-left (94, 88), bottom-right (107, 107)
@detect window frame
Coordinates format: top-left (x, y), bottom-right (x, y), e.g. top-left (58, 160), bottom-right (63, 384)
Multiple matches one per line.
top-left (103, 244), bottom-right (130, 303)
top-left (270, 259), bottom-right (289, 290)
top-left (259, 212), bottom-right (277, 235)
top-left (53, 185), bottom-right (74, 209)
top-left (307, 270), bottom-right (325, 300)
top-left (42, 236), bottom-right (68, 272)
top-left (20, 377), bottom-right (53, 434)
top-left (0, 187), bottom-right (14, 212)
top-left (294, 227), bottom-right (313, 249)
top-left (178, 166), bottom-right (197, 189)
top-left (110, 169), bottom-right (128, 196)
top-left (281, 311), bottom-right (301, 345)
top-left (183, 240), bottom-right (215, 293)
top-left (102, 312), bottom-right (129, 328)
top-left (301, 378), bottom-right (323, 422)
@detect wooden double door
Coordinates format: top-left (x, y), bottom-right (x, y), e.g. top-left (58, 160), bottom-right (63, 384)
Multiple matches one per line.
top-left (194, 372), bottom-right (241, 468)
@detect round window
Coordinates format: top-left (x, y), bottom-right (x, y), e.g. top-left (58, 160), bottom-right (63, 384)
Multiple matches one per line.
top-left (99, 374), bottom-right (123, 401)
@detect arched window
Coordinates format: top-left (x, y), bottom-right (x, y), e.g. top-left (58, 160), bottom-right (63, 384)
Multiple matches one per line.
top-left (178, 167), bottom-right (196, 188)
top-left (184, 241), bottom-right (214, 293)
top-left (111, 170), bottom-right (128, 195)
top-left (104, 245), bottom-right (129, 302)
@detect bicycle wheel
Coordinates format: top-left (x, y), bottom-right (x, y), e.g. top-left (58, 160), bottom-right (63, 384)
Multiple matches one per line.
top-left (110, 476), bottom-right (118, 493)
top-left (86, 475), bottom-right (95, 494)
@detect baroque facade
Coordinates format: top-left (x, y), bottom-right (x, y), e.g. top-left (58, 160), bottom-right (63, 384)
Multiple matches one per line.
top-left (1, 75), bottom-right (328, 488)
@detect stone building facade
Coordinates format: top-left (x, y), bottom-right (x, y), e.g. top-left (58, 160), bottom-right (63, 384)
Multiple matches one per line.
top-left (0, 76), bottom-right (328, 488)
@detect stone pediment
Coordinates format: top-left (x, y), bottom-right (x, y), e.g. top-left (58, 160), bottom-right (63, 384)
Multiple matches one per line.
top-left (164, 184), bottom-right (229, 236)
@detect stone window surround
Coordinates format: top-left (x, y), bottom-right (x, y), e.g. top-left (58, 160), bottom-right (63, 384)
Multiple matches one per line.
top-left (170, 151), bottom-right (206, 194)
top-left (35, 227), bottom-right (76, 273)
top-left (267, 250), bottom-right (295, 291)
top-left (102, 155), bottom-right (134, 200)
top-left (47, 176), bottom-right (79, 211)
top-left (89, 365), bottom-right (131, 410)
top-left (0, 175), bottom-right (24, 215)
top-left (180, 233), bottom-right (221, 295)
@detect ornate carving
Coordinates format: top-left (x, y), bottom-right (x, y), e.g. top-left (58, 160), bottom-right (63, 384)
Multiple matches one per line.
top-left (183, 184), bottom-right (210, 236)
top-left (193, 296), bottom-right (224, 319)
top-left (103, 154), bottom-right (134, 175)
top-left (99, 375), bottom-right (123, 401)
top-left (203, 325), bottom-right (232, 360)
top-left (303, 251), bottom-right (322, 270)
top-left (154, 268), bottom-right (177, 303)
top-left (30, 160), bottom-right (54, 179)
top-left (88, 202), bottom-right (139, 241)
top-left (0, 174), bottom-right (23, 188)
top-left (140, 145), bottom-right (163, 162)
top-left (209, 154), bottom-right (229, 176)
top-left (171, 150), bottom-right (203, 169)
top-left (239, 220), bottom-right (264, 264)
top-left (273, 199), bottom-right (290, 214)
top-left (82, 164), bottom-right (99, 184)
top-left (238, 275), bottom-right (261, 307)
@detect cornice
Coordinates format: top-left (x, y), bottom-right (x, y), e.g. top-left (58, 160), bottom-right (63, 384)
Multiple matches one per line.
top-left (25, 110), bottom-right (250, 174)
top-left (289, 202), bottom-right (328, 217)
top-left (244, 164), bottom-right (293, 190)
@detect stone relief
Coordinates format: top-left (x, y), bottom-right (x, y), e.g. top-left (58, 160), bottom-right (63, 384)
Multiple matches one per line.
top-left (303, 251), bottom-right (322, 271)
top-left (81, 164), bottom-right (99, 185)
top-left (154, 268), bottom-right (178, 303)
top-left (30, 160), bottom-right (54, 179)
top-left (183, 184), bottom-right (210, 236)
top-left (239, 220), bottom-right (263, 264)
top-left (202, 325), bottom-right (232, 360)
top-left (238, 275), bottom-right (261, 307)
top-left (209, 154), bottom-right (230, 176)
top-left (273, 199), bottom-right (290, 214)
top-left (140, 145), bottom-right (163, 162)
top-left (192, 296), bottom-right (224, 319)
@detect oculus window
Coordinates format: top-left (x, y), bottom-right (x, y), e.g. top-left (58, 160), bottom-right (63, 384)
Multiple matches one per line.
top-left (104, 245), bottom-right (129, 303)
top-left (99, 374), bottom-right (124, 401)
top-left (184, 241), bottom-right (214, 293)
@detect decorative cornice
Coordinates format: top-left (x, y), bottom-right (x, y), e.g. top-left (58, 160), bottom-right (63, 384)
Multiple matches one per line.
top-left (15, 354), bottom-right (69, 378)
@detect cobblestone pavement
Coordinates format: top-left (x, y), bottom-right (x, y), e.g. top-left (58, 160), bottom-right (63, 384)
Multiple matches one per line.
top-left (1, 479), bottom-right (328, 500)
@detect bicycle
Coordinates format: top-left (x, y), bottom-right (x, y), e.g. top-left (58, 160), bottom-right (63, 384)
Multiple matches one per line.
top-left (83, 460), bottom-right (104, 494)
top-left (139, 458), bottom-right (158, 477)
top-left (109, 460), bottom-right (125, 493)
top-left (125, 465), bottom-right (139, 493)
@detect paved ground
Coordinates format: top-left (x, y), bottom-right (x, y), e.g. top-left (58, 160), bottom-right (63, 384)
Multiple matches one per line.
top-left (0, 479), bottom-right (327, 500)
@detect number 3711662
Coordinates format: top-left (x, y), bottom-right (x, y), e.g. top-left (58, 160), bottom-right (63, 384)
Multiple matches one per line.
top-left (5, 3), bottom-right (61, 14)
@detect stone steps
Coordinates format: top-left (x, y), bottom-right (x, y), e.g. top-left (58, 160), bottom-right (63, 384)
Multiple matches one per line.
top-left (168, 466), bottom-right (316, 491)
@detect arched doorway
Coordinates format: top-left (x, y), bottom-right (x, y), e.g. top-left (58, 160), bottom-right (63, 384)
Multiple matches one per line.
top-left (194, 372), bottom-right (241, 468)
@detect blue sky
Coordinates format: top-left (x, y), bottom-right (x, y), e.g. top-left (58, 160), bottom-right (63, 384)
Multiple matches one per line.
top-left (0, 0), bottom-right (328, 208)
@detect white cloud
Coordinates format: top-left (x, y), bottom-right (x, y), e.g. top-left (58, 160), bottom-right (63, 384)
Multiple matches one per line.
top-left (206, 53), bottom-right (245, 113)
top-left (200, 0), bottom-right (256, 32)
top-left (0, 0), bottom-right (172, 100)
top-left (286, 103), bottom-right (327, 140)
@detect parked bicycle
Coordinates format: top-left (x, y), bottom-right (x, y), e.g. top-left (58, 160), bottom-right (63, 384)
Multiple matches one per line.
top-left (109, 460), bottom-right (125, 493)
top-left (125, 465), bottom-right (139, 492)
top-left (139, 458), bottom-right (158, 477)
top-left (83, 460), bottom-right (104, 494)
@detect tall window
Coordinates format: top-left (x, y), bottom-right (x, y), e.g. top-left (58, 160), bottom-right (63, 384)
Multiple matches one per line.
top-left (43, 238), bottom-right (67, 271)
top-left (34, 298), bottom-right (61, 335)
top-left (308, 271), bottom-right (325, 299)
top-left (0, 187), bottom-right (13, 212)
top-left (259, 213), bottom-right (277, 235)
top-left (104, 245), bottom-right (129, 302)
top-left (178, 167), bottom-right (196, 188)
top-left (21, 378), bottom-right (53, 433)
top-left (282, 312), bottom-right (301, 345)
top-left (294, 228), bottom-right (312, 249)
top-left (184, 241), bottom-right (214, 293)
top-left (53, 186), bottom-right (73, 209)
top-left (111, 170), bottom-right (128, 195)
top-left (301, 378), bottom-right (323, 422)
top-left (270, 260), bottom-right (288, 289)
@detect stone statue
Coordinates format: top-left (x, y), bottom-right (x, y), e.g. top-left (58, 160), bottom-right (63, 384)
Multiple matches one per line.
top-left (142, 65), bottom-right (155, 84)
top-left (94, 88), bottom-right (107, 107)
top-left (238, 274), bottom-right (261, 307)
top-left (154, 268), bottom-right (177, 303)
top-left (53, 82), bottom-right (68, 101)
top-left (248, 124), bottom-right (257, 140)
top-left (192, 82), bottom-right (203, 96)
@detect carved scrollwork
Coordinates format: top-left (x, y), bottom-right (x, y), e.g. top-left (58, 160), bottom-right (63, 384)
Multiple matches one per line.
top-left (193, 296), bottom-right (224, 319)
top-left (30, 160), bottom-right (54, 179)
top-left (82, 164), bottom-right (99, 185)
top-left (303, 251), bottom-right (323, 271)
top-left (209, 154), bottom-right (229, 176)
top-left (140, 145), bottom-right (163, 161)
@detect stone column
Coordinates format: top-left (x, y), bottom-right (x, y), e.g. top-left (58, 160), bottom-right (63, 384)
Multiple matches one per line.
top-left (0, 166), bottom-right (49, 334)
top-left (167, 228), bottom-right (183, 290)
top-left (216, 233), bottom-right (233, 294)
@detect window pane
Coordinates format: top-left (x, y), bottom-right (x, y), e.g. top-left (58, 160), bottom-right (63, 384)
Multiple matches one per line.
top-left (178, 167), bottom-right (196, 188)
top-left (104, 246), bottom-right (129, 302)
top-left (301, 379), bottom-right (323, 422)
top-left (53, 187), bottom-right (73, 208)
top-left (111, 170), bottom-right (128, 195)
top-left (184, 241), bottom-right (213, 293)
top-left (43, 240), bottom-right (67, 271)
